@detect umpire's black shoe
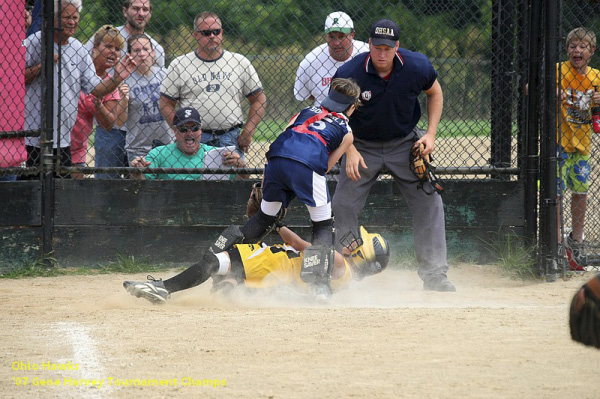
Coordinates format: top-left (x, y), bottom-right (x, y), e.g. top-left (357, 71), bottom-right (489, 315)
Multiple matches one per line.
top-left (423, 275), bottom-right (456, 292)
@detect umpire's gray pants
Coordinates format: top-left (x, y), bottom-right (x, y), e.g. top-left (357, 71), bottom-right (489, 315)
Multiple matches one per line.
top-left (332, 134), bottom-right (449, 281)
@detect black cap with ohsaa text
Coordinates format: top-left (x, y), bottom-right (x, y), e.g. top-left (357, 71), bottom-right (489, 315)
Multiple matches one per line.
top-left (370, 19), bottom-right (400, 47)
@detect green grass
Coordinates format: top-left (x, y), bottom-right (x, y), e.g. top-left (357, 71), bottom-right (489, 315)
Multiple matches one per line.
top-left (253, 119), bottom-right (517, 142)
top-left (481, 232), bottom-right (539, 280)
top-left (88, 127), bottom-right (96, 147)
top-left (0, 254), bottom-right (170, 279)
top-left (434, 119), bottom-right (494, 137)
top-left (389, 248), bottom-right (419, 270)
top-left (97, 254), bottom-right (168, 274)
top-left (254, 119), bottom-right (289, 141)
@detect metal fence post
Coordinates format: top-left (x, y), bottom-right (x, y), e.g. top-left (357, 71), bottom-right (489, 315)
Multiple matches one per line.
top-left (524, 0), bottom-right (542, 250)
top-left (40, 0), bottom-right (55, 264)
top-left (490, 0), bottom-right (516, 176)
top-left (539, 0), bottom-right (560, 281)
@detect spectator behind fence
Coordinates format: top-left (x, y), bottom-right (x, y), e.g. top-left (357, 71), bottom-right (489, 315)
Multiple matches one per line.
top-left (23, 0), bottom-right (136, 177)
top-left (294, 11), bottom-right (368, 107)
top-left (555, 27), bottom-right (600, 271)
top-left (331, 19), bottom-right (455, 292)
top-left (130, 107), bottom-right (243, 180)
top-left (84, 0), bottom-right (165, 68)
top-left (159, 11), bottom-right (266, 156)
top-left (26, 0), bottom-right (40, 37)
top-left (70, 25), bottom-right (129, 179)
top-left (123, 34), bottom-right (173, 162)
top-left (25, 2), bottom-right (33, 31)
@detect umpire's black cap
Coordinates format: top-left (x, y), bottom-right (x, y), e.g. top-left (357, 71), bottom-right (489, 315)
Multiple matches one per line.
top-left (370, 19), bottom-right (400, 47)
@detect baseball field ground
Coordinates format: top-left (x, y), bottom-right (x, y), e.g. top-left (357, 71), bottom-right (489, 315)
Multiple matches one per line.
top-left (2, 263), bottom-right (599, 398)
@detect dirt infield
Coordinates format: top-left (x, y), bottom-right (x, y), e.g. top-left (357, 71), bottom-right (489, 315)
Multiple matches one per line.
top-left (2, 264), bottom-right (599, 399)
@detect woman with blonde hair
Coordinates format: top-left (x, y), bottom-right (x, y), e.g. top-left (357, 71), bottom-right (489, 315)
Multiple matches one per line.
top-left (71, 25), bottom-right (129, 178)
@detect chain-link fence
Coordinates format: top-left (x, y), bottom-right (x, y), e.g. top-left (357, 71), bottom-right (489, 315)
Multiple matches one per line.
top-left (1, 0), bottom-right (526, 182)
top-left (0, 1), bottom-right (30, 180)
top-left (16, 0), bottom-right (600, 274)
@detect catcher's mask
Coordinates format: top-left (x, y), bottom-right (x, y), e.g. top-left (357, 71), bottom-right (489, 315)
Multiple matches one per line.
top-left (340, 226), bottom-right (390, 280)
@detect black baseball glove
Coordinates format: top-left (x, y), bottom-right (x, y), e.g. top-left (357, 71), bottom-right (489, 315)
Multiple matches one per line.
top-left (246, 182), bottom-right (263, 218)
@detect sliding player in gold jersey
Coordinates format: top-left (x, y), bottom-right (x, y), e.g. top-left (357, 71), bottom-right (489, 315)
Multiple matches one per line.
top-left (123, 226), bottom-right (389, 304)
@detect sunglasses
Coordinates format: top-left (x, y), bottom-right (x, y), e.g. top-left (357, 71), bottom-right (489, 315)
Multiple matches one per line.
top-left (178, 125), bottom-right (201, 133)
top-left (197, 29), bottom-right (222, 37)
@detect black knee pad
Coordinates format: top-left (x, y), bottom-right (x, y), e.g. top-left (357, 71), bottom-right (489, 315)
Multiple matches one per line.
top-left (300, 244), bottom-right (335, 285)
top-left (241, 210), bottom-right (278, 242)
top-left (210, 225), bottom-right (245, 254)
top-left (311, 218), bottom-right (334, 247)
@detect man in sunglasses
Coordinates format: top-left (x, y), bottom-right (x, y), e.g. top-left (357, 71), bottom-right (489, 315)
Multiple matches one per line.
top-left (160, 12), bottom-right (266, 155)
top-left (130, 107), bottom-right (243, 180)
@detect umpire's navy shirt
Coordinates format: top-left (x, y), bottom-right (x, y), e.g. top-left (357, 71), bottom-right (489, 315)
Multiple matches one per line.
top-left (333, 48), bottom-right (437, 141)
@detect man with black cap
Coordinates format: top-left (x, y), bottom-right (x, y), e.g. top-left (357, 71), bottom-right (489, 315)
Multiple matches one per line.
top-left (218, 78), bottom-right (361, 301)
top-left (331, 19), bottom-right (455, 292)
top-left (130, 106), bottom-right (243, 180)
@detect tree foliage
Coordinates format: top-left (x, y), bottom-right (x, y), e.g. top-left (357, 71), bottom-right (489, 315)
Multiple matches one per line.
top-left (76, 0), bottom-right (490, 50)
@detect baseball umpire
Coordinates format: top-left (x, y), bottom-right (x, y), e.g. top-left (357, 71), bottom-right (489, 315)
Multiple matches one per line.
top-left (331, 19), bottom-right (455, 292)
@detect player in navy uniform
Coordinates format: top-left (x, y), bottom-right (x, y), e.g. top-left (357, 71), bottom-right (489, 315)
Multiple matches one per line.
top-left (214, 78), bottom-right (361, 300)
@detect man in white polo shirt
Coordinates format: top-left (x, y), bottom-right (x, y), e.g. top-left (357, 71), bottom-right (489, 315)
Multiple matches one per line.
top-left (294, 11), bottom-right (368, 106)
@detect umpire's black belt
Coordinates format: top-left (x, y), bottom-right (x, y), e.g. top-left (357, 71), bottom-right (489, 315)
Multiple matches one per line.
top-left (203, 123), bottom-right (244, 135)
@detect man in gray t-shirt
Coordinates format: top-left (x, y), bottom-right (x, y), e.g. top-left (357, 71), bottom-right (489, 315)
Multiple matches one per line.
top-left (160, 12), bottom-right (266, 155)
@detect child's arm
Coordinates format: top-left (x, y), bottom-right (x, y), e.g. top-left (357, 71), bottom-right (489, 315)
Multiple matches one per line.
top-left (115, 84), bottom-right (130, 127)
top-left (278, 226), bottom-right (310, 251)
top-left (279, 226), bottom-right (347, 280)
top-left (327, 132), bottom-right (354, 172)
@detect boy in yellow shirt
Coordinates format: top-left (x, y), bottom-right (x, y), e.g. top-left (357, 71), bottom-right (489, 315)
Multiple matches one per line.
top-left (557, 27), bottom-right (600, 270)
